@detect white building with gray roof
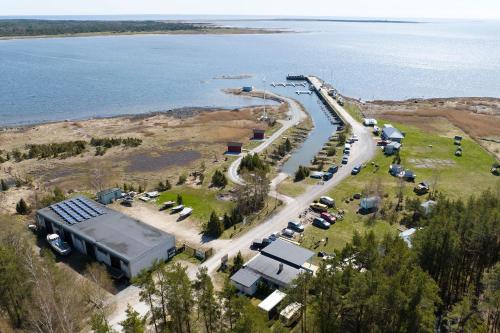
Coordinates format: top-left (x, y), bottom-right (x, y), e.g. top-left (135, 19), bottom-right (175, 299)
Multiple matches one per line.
top-left (36, 196), bottom-right (176, 278)
top-left (231, 239), bottom-right (314, 294)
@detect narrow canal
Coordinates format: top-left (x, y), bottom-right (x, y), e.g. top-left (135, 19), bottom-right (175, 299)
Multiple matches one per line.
top-left (270, 83), bottom-right (338, 175)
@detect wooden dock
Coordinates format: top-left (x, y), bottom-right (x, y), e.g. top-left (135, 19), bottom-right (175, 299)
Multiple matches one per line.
top-left (306, 76), bottom-right (347, 126)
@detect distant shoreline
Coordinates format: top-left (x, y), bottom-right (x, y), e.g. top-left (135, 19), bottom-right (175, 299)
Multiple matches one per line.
top-left (0, 28), bottom-right (282, 41)
top-left (0, 19), bottom-right (283, 40)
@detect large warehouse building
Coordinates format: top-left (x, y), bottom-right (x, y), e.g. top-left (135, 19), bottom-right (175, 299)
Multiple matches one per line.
top-left (36, 196), bottom-right (176, 278)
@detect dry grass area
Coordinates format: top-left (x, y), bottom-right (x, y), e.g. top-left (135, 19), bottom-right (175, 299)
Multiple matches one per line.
top-left (355, 97), bottom-right (500, 158)
top-left (0, 103), bottom-right (286, 207)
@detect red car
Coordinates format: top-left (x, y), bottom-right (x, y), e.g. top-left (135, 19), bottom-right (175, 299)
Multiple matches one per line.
top-left (377, 140), bottom-right (389, 146)
top-left (320, 212), bottom-right (336, 224)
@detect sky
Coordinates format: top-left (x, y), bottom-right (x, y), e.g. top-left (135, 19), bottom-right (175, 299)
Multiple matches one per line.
top-left (1, 0), bottom-right (500, 19)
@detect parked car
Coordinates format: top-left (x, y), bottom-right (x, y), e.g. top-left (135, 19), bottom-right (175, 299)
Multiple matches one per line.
top-left (319, 196), bottom-right (335, 207)
top-left (288, 221), bottom-right (305, 232)
top-left (351, 135), bottom-right (359, 142)
top-left (323, 172), bottom-right (333, 181)
top-left (328, 165), bottom-right (339, 174)
top-left (414, 182), bottom-right (430, 195)
top-left (351, 164), bottom-right (362, 175)
top-left (269, 232), bottom-right (279, 241)
top-left (281, 228), bottom-right (295, 238)
top-left (310, 202), bottom-right (328, 212)
top-left (313, 217), bottom-right (331, 229)
top-left (377, 140), bottom-right (389, 146)
top-left (320, 212), bottom-right (336, 224)
top-left (342, 155), bottom-right (349, 164)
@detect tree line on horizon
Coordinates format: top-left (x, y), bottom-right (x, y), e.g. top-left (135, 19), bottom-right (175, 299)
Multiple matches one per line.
top-left (0, 19), bottom-right (204, 37)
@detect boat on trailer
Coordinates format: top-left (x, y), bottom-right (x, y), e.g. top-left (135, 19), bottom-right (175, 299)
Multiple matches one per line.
top-left (179, 207), bottom-right (193, 219)
top-left (46, 234), bottom-right (71, 256)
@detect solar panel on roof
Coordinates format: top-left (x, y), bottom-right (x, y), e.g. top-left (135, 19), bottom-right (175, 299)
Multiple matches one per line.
top-left (59, 203), bottom-right (83, 222)
top-left (78, 197), bottom-right (105, 215)
top-left (72, 199), bottom-right (98, 217)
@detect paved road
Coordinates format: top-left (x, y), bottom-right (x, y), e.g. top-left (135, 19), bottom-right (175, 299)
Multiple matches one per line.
top-left (107, 78), bottom-right (376, 330)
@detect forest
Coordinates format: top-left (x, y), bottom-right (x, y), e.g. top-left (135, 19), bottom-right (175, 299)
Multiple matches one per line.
top-left (0, 19), bottom-right (205, 37)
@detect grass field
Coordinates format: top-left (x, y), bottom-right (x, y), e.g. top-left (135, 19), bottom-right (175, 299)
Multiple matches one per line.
top-left (301, 118), bottom-right (498, 256)
top-left (156, 186), bottom-right (235, 223)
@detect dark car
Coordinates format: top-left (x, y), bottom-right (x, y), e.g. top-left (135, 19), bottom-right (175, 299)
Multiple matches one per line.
top-left (313, 217), bottom-right (330, 229)
top-left (351, 164), bottom-right (362, 175)
top-left (342, 156), bottom-right (349, 164)
top-left (288, 221), bottom-right (305, 232)
top-left (323, 172), bottom-right (333, 181)
top-left (328, 165), bottom-right (339, 174)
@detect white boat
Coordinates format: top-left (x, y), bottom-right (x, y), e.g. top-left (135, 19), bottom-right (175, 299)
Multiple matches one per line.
top-left (46, 234), bottom-right (71, 256)
top-left (171, 204), bottom-right (184, 213)
top-left (179, 207), bottom-right (193, 219)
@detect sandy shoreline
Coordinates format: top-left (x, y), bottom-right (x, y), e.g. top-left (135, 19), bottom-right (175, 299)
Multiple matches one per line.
top-left (0, 27), bottom-right (284, 41)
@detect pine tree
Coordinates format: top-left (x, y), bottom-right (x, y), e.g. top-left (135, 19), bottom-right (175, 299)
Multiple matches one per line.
top-left (165, 179), bottom-right (172, 190)
top-left (176, 194), bottom-right (183, 205)
top-left (194, 267), bottom-right (221, 333)
top-left (206, 211), bottom-right (223, 238)
top-left (16, 198), bottom-right (30, 215)
top-left (232, 251), bottom-right (244, 273)
top-left (120, 304), bottom-right (146, 333)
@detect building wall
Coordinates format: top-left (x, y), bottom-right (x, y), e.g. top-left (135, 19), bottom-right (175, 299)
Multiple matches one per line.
top-left (71, 234), bottom-right (86, 254)
top-left (128, 241), bottom-right (176, 278)
top-left (95, 247), bottom-right (111, 266)
top-left (227, 146), bottom-right (241, 153)
top-left (232, 281), bottom-right (258, 295)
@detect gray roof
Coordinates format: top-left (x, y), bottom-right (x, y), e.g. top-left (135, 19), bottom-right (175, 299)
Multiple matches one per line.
top-left (261, 239), bottom-right (314, 268)
top-left (246, 254), bottom-right (301, 286)
top-left (382, 127), bottom-right (404, 139)
top-left (230, 268), bottom-right (261, 287)
top-left (37, 196), bottom-right (175, 262)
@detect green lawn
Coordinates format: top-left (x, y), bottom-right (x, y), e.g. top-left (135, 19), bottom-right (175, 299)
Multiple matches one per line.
top-left (301, 119), bottom-right (498, 256)
top-left (156, 186), bottom-right (235, 223)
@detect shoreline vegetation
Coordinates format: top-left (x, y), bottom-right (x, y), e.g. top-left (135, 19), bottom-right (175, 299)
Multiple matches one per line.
top-left (0, 19), bottom-right (281, 40)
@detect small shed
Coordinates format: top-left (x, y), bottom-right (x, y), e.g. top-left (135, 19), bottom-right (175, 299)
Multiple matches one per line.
top-left (230, 268), bottom-right (261, 295)
top-left (227, 142), bottom-right (243, 154)
top-left (242, 86), bottom-right (254, 92)
top-left (253, 128), bottom-right (265, 140)
top-left (258, 290), bottom-right (287, 319)
top-left (96, 188), bottom-right (122, 205)
top-left (360, 196), bottom-right (380, 212)
top-left (384, 142), bottom-right (402, 155)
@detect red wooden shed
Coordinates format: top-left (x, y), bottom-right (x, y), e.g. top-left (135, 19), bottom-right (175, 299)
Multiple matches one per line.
top-left (227, 142), bottom-right (243, 154)
top-left (253, 128), bottom-right (265, 140)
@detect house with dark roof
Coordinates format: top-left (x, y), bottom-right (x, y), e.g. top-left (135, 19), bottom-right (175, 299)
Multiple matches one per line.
top-left (231, 239), bottom-right (314, 293)
top-left (253, 128), bottom-right (265, 140)
top-left (36, 196), bottom-right (176, 278)
top-left (381, 124), bottom-right (405, 142)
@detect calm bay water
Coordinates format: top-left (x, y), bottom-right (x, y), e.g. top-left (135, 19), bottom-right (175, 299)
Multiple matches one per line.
top-left (1, 18), bottom-right (499, 126)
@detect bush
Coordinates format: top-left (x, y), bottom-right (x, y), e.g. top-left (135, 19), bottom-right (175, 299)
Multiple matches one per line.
top-left (238, 153), bottom-right (269, 174)
top-left (0, 179), bottom-right (8, 191)
top-left (177, 174), bottom-right (187, 185)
